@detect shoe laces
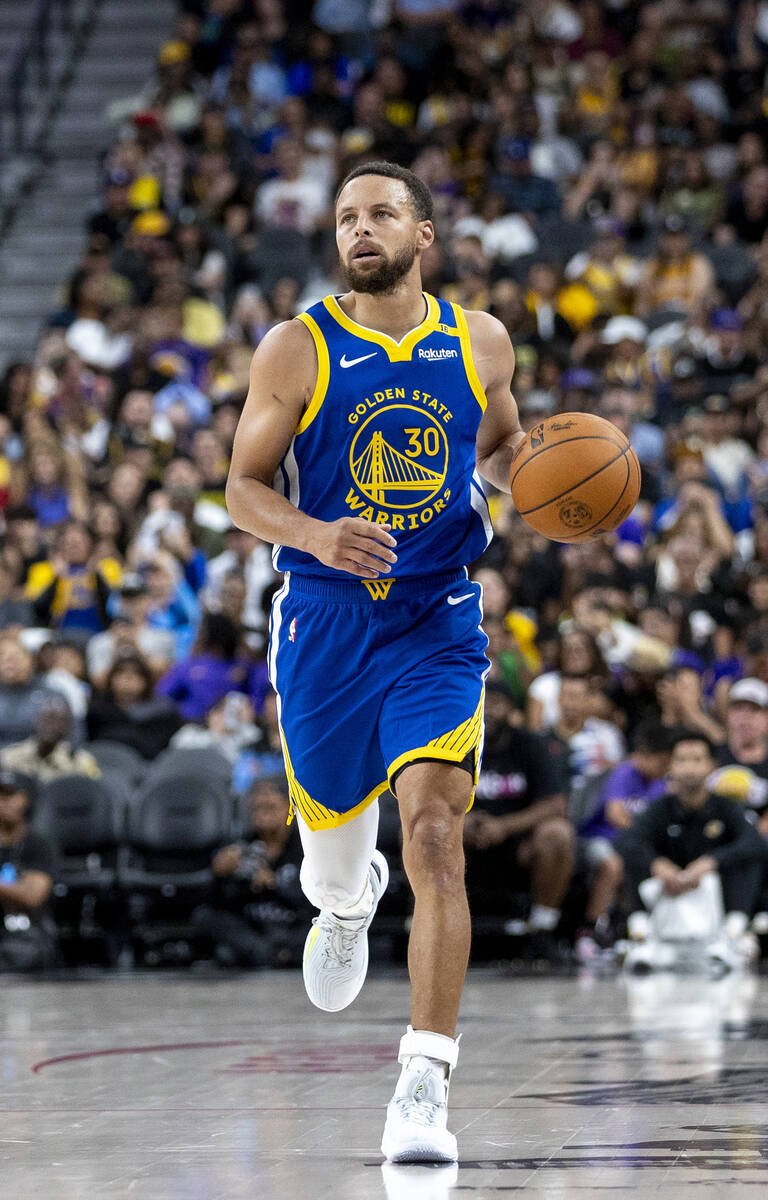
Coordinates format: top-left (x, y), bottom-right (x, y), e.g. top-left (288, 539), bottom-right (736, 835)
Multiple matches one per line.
top-left (394, 1095), bottom-right (443, 1127)
top-left (312, 914), bottom-right (364, 968)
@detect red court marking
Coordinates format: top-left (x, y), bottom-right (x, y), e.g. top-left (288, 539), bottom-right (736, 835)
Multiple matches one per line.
top-left (32, 1040), bottom-right (396, 1076)
top-left (32, 1040), bottom-right (254, 1073)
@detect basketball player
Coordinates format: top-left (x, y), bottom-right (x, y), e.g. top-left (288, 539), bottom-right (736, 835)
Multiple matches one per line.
top-left (226, 162), bottom-right (524, 1162)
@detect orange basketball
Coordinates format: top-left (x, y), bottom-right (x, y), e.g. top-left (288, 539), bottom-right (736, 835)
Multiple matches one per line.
top-left (510, 412), bottom-right (641, 542)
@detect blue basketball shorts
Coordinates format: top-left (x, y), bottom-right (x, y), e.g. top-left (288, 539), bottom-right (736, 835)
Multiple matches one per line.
top-left (268, 569), bottom-right (489, 830)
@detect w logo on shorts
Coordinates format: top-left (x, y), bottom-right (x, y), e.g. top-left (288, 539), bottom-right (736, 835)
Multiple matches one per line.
top-left (362, 578), bottom-right (396, 600)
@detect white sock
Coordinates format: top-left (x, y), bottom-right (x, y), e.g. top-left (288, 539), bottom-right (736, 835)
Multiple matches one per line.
top-left (528, 904), bottom-right (559, 932)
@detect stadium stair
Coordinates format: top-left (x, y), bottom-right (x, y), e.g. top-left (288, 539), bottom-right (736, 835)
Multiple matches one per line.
top-left (0, 0), bottom-right (175, 369)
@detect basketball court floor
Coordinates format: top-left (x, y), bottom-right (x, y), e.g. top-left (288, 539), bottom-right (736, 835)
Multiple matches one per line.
top-left (3, 966), bottom-right (767, 1198)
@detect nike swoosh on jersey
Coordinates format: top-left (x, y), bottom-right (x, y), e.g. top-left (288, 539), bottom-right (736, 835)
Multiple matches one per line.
top-left (447, 593), bottom-right (474, 606)
top-left (340, 351), bottom-right (378, 368)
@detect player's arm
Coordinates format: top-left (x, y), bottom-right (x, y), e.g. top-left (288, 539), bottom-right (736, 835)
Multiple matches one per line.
top-left (468, 311), bottom-right (525, 495)
top-left (225, 321), bottom-right (398, 579)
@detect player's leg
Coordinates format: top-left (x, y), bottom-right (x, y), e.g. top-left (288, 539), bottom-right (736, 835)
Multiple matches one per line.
top-left (299, 799), bottom-right (390, 1012)
top-left (381, 759), bottom-right (471, 1164)
top-left (396, 760), bottom-right (472, 1037)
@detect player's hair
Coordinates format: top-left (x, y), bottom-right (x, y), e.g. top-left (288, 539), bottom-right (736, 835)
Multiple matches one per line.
top-left (335, 161), bottom-right (434, 222)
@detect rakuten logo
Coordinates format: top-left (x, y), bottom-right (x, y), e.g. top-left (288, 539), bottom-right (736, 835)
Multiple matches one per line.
top-left (418, 347), bottom-right (459, 360)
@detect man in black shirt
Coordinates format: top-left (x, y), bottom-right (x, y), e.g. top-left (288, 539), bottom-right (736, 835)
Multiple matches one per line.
top-left (193, 776), bottom-right (310, 968)
top-left (617, 732), bottom-right (765, 971)
top-left (0, 770), bottom-right (58, 971)
top-left (464, 684), bottom-right (574, 959)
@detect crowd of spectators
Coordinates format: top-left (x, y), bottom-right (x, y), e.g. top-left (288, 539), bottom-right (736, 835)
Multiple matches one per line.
top-left (4, 0), bottom-right (768, 969)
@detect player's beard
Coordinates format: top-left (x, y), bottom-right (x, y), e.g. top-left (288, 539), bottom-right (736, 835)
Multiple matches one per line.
top-left (341, 240), bottom-right (419, 294)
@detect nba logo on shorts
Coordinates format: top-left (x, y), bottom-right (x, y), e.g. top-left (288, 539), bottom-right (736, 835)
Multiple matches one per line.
top-left (289, 617), bottom-right (297, 643)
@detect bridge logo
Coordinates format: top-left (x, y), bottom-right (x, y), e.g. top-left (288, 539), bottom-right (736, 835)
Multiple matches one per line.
top-left (349, 404), bottom-right (449, 510)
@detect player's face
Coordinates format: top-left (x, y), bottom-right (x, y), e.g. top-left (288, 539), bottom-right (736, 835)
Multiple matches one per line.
top-left (335, 176), bottom-right (432, 295)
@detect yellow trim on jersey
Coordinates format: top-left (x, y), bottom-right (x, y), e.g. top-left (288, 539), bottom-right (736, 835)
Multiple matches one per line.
top-left (294, 312), bottom-right (330, 434)
top-left (385, 691), bottom-right (485, 813)
top-left (279, 722), bottom-right (389, 830)
top-left (451, 303), bottom-right (488, 412)
top-left (323, 293), bottom-right (441, 362)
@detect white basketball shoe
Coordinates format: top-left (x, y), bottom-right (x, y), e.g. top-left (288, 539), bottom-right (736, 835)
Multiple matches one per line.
top-left (302, 850), bottom-right (389, 1012)
top-left (381, 1026), bottom-right (460, 1163)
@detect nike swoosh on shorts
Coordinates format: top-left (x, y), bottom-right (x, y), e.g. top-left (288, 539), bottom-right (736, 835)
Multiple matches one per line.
top-left (447, 593), bottom-right (474, 606)
top-left (340, 352), bottom-right (378, 368)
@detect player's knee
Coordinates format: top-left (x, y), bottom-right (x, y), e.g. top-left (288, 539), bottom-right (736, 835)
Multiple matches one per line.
top-left (299, 861), bottom-right (362, 912)
top-left (402, 809), bottom-right (464, 886)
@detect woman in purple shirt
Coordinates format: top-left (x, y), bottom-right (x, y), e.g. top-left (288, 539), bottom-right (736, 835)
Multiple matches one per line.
top-left (576, 721), bottom-right (675, 960)
top-left (156, 612), bottom-right (267, 722)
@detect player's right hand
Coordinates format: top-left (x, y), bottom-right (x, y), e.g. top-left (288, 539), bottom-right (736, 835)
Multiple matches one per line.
top-left (313, 517), bottom-right (398, 578)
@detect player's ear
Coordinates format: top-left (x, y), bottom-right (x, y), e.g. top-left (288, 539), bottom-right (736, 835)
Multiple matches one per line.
top-left (417, 220), bottom-right (435, 250)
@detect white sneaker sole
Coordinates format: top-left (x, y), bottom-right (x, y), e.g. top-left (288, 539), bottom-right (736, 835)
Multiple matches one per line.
top-left (381, 1131), bottom-right (458, 1164)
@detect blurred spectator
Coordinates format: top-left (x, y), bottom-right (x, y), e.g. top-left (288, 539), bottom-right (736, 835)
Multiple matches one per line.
top-left (1, 695), bottom-right (99, 782)
top-left (0, 770), bottom-right (58, 971)
top-left (617, 732), bottom-right (764, 971)
top-left (156, 611), bottom-right (267, 720)
top-left (25, 521), bottom-right (122, 634)
top-left (709, 678), bottom-right (768, 834)
top-left (0, 558), bottom-right (34, 630)
top-left (635, 215), bottom-right (715, 324)
top-left (86, 652), bottom-right (182, 759)
top-left (0, 636), bottom-right (61, 751)
top-left (171, 691), bottom-right (260, 762)
top-left (527, 627), bottom-right (610, 731)
top-left (574, 721), bottom-right (675, 960)
top-left (548, 674), bottom-right (625, 788)
top-left (191, 777), bottom-right (308, 968)
top-left (87, 572), bottom-right (176, 687)
top-left (203, 527), bottom-right (276, 646)
top-left (464, 684), bottom-right (574, 963)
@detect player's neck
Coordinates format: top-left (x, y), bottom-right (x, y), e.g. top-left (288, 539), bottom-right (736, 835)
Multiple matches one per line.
top-left (339, 277), bottom-right (427, 341)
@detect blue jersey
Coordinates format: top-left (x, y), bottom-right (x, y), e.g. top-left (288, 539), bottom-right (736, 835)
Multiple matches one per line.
top-left (273, 292), bottom-right (493, 578)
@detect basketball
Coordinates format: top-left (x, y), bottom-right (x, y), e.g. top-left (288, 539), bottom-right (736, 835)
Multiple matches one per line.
top-left (510, 412), bottom-right (641, 542)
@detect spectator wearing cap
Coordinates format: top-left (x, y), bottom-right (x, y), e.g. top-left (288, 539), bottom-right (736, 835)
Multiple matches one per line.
top-left (691, 310), bottom-right (761, 400)
top-left (698, 392), bottom-right (755, 499)
top-left (0, 634), bottom-right (61, 751)
top-left (709, 679), bottom-right (768, 835)
top-left (601, 316), bottom-right (653, 389)
top-left (25, 521), bottom-right (122, 635)
top-left (0, 769), bottom-right (58, 971)
top-left (635, 214), bottom-right (715, 324)
top-left (1, 695), bottom-right (99, 783)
